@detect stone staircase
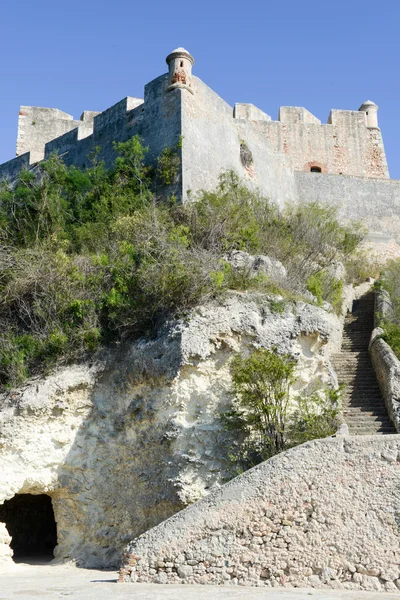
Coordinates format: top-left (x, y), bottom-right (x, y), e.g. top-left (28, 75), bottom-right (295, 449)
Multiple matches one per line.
top-left (331, 290), bottom-right (395, 435)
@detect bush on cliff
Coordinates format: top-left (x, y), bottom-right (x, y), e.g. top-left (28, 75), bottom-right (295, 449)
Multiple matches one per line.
top-left (376, 260), bottom-right (400, 359)
top-left (0, 137), bottom-right (363, 389)
top-left (222, 348), bottom-right (339, 474)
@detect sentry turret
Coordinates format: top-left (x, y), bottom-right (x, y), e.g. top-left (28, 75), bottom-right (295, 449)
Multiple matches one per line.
top-left (166, 47), bottom-right (195, 94)
top-left (359, 100), bottom-right (379, 128)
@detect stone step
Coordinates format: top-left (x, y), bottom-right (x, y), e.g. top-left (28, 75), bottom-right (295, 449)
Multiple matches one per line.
top-left (348, 422), bottom-right (395, 430)
top-left (333, 291), bottom-right (394, 435)
top-left (340, 347), bottom-right (372, 351)
top-left (344, 400), bottom-right (386, 406)
top-left (335, 374), bottom-right (378, 379)
top-left (348, 428), bottom-right (395, 434)
top-left (341, 390), bottom-right (380, 394)
top-left (344, 417), bottom-right (393, 425)
top-left (339, 385), bottom-right (381, 390)
top-left (341, 391), bottom-right (381, 395)
top-left (333, 360), bottom-right (374, 365)
top-left (333, 355), bottom-right (373, 359)
top-left (339, 384), bottom-right (381, 390)
top-left (342, 333), bottom-right (373, 337)
top-left (343, 406), bottom-right (387, 419)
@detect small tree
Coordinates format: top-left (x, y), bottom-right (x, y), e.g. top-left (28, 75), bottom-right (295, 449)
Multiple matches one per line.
top-left (230, 348), bottom-right (296, 458)
top-left (222, 349), bottom-right (340, 476)
top-left (288, 388), bottom-right (339, 447)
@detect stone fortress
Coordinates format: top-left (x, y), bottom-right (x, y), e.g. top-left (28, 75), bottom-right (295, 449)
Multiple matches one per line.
top-left (1, 49), bottom-right (400, 592)
top-left (1, 48), bottom-right (400, 253)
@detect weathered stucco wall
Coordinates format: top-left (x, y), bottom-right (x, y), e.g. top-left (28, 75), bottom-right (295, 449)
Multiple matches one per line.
top-left (255, 107), bottom-right (388, 179)
top-left (295, 171), bottom-right (400, 252)
top-left (0, 293), bottom-right (341, 568)
top-left (120, 435), bottom-right (400, 593)
top-left (181, 78), bottom-right (296, 207)
top-left (16, 107), bottom-right (85, 164)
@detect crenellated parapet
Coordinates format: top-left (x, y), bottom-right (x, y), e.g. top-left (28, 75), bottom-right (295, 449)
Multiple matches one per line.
top-left (234, 101), bottom-right (389, 179)
top-left (0, 48), bottom-right (393, 216)
top-left (16, 106), bottom-right (100, 164)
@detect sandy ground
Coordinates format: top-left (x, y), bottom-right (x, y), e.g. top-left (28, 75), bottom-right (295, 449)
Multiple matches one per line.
top-left (0, 561), bottom-right (399, 600)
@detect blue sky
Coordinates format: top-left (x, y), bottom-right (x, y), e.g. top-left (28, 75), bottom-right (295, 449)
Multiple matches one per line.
top-left (1, 0), bottom-right (399, 176)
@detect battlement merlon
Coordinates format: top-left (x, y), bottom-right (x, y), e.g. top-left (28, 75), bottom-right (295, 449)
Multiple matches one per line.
top-left (234, 101), bottom-right (388, 179)
top-left (16, 106), bottom-right (103, 164)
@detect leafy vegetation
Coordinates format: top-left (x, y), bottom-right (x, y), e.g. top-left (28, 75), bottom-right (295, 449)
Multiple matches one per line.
top-left (0, 137), bottom-right (363, 389)
top-left (345, 248), bottom-right (382, 285)
top-left (375, 260), bottom-right (400, 359)
top-left (156, 136), bottom-right (182, 187)
top-left (306, 269), bottom-right (343, 314)
top-left (222, 348), bottom-right (339, 475)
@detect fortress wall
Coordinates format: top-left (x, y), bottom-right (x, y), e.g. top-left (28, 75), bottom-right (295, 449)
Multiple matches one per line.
top-left (0, 153), bottom-right (31, 181)
top-left (181, 77), bottom-right (296, 206)
top-left (137, 74), bottom-right (182, 166)
top-left (17, 106), bottom-right (83, 164)
top-left (120, 435), bottom-right (400, 591)
top-left (295, 171), bottom-right (400, 250)
top-left (43, 78), bottom-right (181, 174)
top-left (257, 108), bottom-right (388, 179)
top-left (42, 97), bottom-right (143, 169)
top-left (0, 77), bottom-right (182, 185)
top-left (17, 77), bottom-right (180, 176)
top-left (45, 128), bottom-right (80, 162)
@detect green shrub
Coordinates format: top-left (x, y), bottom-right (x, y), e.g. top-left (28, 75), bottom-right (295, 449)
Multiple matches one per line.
top-left (288, 387), bottom-right (340, 446)
top-left (222, 348), bottom-right (296, 472)
top-left (0, 145), bottom-right (363, 390)
top-left (380, 322), bottom-right (400, 359)
top-left (375, 260), bottom-right (400, 359)
top-left (307, 270), bottom-right (343, 314)
top-left (221, 348), bottom-right (340, 476)
top-left (156, 138), bottom-right (182, 186)
top-left (345, 248), bottom-right (382, 285)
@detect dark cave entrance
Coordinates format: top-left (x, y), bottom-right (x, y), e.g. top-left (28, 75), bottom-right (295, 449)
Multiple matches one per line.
top-left (0, 494), bottom-right (57, 562)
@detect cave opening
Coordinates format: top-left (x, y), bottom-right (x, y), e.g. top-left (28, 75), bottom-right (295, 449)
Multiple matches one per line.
top-left (0, 494), bottom-right (57, 562)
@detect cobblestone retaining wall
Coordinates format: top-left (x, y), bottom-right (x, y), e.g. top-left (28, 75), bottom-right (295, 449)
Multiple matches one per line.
top-left (120, 435), bottom-right (400, 592)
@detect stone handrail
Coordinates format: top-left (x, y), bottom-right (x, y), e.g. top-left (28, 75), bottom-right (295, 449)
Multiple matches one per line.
top-left (369, 289), bottom-right (400, 431)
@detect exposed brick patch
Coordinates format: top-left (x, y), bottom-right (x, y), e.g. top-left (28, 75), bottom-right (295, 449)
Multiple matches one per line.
top-left (172, 70), bottom-right (187, 85)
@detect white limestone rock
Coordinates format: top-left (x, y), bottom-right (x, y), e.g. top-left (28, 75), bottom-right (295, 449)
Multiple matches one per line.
top-left (223, 250), bottom-right (287, 282)
top-left (0, 291), bottom-right (341, 569)
top-left (0, 523), bottom-right (12, 561)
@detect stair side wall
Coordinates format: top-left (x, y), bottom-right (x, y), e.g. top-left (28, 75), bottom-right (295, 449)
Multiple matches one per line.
top-left (121, 435), bottom-right (400, 591)
top-left (370, 289), bottom-right (400, 430)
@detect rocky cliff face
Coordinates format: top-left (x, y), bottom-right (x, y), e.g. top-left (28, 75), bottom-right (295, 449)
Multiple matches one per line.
top-left (0, 291), bottom-right (342, 567)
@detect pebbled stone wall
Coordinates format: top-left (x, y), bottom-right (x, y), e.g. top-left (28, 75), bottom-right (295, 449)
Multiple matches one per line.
top-left (120, 435), bottom-right (400, 592)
